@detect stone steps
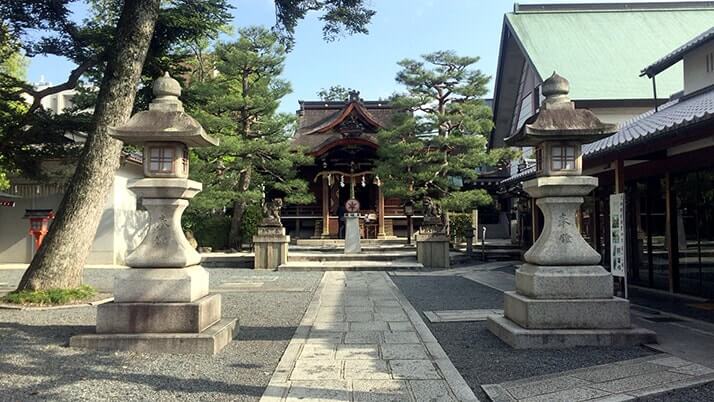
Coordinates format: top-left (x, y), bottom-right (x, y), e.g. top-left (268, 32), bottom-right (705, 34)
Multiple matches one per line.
top-left (278, 260), bottom-right (424, 271)
top-left (288, 252), bottom-right (416, 262)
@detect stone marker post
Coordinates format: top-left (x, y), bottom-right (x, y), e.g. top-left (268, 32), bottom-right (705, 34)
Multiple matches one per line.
top-left (416, 197), bottom-right (449, 269)
top-left (487, 73), bottom-right (656, 348)
top-left (253, 198), bottom-right (290, 269)
top-left (70, 73), bottom-right (237, 355)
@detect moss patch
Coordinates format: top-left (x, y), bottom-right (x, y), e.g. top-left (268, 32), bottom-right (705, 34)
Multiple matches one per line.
top-left (3, 285), bottom-right (97, 306)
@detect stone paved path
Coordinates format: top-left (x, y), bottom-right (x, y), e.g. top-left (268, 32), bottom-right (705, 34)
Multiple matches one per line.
top-left (483, 354), bottom-right (714, 402)
top-left (260, 271), bottom-right (477, 401)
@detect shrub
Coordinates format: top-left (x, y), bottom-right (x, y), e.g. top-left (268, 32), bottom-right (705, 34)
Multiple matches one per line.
top-left (240, 203), bottom-right (264, 249)
top-left (449, 212), bottom-right (474, 243)
top-left (183, 211), bottom-right (231, 250)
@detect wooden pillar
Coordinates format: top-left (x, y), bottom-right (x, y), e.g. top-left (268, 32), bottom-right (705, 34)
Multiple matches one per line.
top-left (665, 172), bottom-right (678, 292)
top-left (321, 176), bottom-right (330, 238)
top-left (614, 159), bottom-right (625, 193)
top-left (377, 185), bottom-right (386, 239)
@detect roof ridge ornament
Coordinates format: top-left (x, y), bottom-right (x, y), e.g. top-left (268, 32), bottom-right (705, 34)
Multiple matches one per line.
top-left (348, 90), bottom-right (362, 103)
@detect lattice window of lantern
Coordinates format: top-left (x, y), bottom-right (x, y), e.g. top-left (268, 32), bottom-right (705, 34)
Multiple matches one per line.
top-left (550, 144), bottom-right (576, 171)
top-left (149, 146), bottom-right (175, 173)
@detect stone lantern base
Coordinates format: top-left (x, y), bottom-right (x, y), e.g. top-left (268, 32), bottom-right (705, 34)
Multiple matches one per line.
top-left (70, 265), bottom-right (238, 355)
top-left (253, 226), bottom-right (290, 270)
top-left (416, 229), bottom-right (449, 269)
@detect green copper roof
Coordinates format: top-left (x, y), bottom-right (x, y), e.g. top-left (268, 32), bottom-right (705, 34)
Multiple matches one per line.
top-left (506, 9), bottom-right (714, 100)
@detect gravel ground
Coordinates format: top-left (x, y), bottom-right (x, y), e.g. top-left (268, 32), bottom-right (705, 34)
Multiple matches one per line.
top-left (391, 275), bottom-right (655, 401)
top-left (0, 268), bottom-right (322, 401)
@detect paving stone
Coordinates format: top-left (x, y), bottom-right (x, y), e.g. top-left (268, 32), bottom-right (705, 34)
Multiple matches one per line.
top-left (507, 376), bottom-right (590, 399)
top-left (346, 305), bottom-right (374, 313)
top-left (408, 380), bottom-right (456, 401)
top-left (300, 343), bottom-right (337, 360)
top-left (313, 321), bottom-right (349, 332)
top-left (520, 386), bottom-right (611, 402)
top-left (390, 360), bottom-right (441, 380)
top-left (308, 331), bottom-right (344, 344)
top-left (670, 363), bottom-right (714, 376)
top-left (648, 356), bottom-right (691, 368)
top-left (590, 371), bottom-right (690, 393)
top-left (374, 300), bottom-right (402, 307)
top-left (351, 321), bottom-right (390, 331)
top-left (315, 313), bottom-right (345, 323)
top-left (353, 380), bottom-right (411, 402)
top-left (376, 311), bottom-right (410, 321)
top-left (336, 344), bottom-right (380, 360)
top-left (376, 307), bottom-right (404, 314)
top-left (345, 331), bottom-right (383, 344)
top-left (346, 298), bottom-right (372, 307)
top-left (286, 380), bottom-right (351, 401)
top-left (383, 331), bottom-right (420, 344)
top-left (346, 312), bottom-right (375, 322)
top-left (572, 362), bottom-right (663, 383)
top-left (388, 322), bottom-right (414, 332)
top-left (381, 344), bottom-right (429, 360)
top-left (345, 359), bottom-right (392, 380)
top-left (290, 360), bottom-right (343, 380)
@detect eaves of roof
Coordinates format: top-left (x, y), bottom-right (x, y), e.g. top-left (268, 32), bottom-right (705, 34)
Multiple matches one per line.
top-left (641, 26), bottom-right (714, 77)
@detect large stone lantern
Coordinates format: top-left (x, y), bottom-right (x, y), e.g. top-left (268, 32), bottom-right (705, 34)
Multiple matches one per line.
top-left (71, 73), bottom-right (237, 354)
top-left (487, 73), bottom-right (655, 348)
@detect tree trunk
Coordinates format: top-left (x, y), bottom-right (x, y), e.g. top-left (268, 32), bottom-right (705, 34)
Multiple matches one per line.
top-left (228, 200), bottom-right (246, 251)
top-left (17, 0), bottom-right (161, 291)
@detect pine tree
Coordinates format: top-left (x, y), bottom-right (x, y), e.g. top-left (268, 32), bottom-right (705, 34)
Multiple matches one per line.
top-left (376, 50), bottom-right (513, 212)
top-left (185, 27), bottom-right (314, 250)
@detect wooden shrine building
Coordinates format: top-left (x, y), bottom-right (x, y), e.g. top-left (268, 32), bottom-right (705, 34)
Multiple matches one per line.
top-left (281, 91), bottom-right (407, 240)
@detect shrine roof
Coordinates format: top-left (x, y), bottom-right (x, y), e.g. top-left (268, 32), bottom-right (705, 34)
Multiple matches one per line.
top-left (293, 94), bottom-right (395, 154)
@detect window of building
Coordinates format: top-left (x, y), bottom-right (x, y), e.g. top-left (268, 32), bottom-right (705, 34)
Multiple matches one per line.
top-left (707, 52), bottom-right (714, 74)
top-left (551, 144), bottom-right (576, 171)
top-left (149, 146), bottom-right (175, 173)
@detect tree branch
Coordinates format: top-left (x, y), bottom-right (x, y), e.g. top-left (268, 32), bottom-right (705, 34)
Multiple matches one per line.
top-left (23, 57), bottom-right (97, 114)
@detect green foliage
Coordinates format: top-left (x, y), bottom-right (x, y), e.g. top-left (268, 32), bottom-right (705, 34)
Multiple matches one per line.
top-left (449, 212), bottom-right (473, 242)
top-left (3, 285), bottom-right (96, 305)
top-left (317, 85), bottom-right (354, 101)
top-left (376, 50), bottom-right (515, 211)
top-left (183, 211), bottom-right (230, 250)
top-left (240, 203), bottom-right (264, 248)
top-left (185, 26), bottom-right (314, 219)
top-left (273, 0), bottom-right (375, 46)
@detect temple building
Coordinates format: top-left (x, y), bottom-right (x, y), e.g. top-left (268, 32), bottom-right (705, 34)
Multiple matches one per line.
top-left (493, 3), bottom-right (714, 299)
top-left (282, 91), bottom-right (405, 240)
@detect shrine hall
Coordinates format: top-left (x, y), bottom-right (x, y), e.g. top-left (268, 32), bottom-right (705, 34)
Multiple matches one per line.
top-left (281, 91), bottom-right (408, 240)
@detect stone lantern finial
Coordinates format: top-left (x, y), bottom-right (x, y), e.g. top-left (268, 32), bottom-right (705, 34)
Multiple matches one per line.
top-left (541, 72), bottom-right (571, 109)
top-left (150, 72), bottom-right (183, 112)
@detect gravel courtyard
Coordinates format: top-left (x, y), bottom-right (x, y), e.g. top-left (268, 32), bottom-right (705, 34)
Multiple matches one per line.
top-left (0, 268), bottom-right (322, 401)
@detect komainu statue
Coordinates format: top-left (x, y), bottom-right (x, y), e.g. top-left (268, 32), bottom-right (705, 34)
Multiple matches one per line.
top-left (261, 198), bottom-right (284, 227)
top-left (421, 196), bottom-right (447, 232)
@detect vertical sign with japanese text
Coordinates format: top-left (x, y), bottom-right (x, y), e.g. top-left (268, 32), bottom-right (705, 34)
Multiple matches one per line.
top-left (610, 193), bottom-right (626, 278)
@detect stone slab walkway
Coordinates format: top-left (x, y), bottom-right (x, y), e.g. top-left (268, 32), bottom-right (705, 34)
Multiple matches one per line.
top-left (260, 271), bottom-right (478, 401)
top-left (424, 309), bottom-right (504, 323)
top-left (482, 354), bottom-right (714, 402)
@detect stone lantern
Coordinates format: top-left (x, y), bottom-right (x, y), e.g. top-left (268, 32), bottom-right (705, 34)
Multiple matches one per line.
top-left (487, 73), bottom-right (655, 348)
top-left (71, 73), bottom-right (237, 354)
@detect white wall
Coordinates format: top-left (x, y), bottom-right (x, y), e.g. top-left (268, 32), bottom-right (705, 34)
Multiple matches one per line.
top-left (684, 41), bottom-right (714, 95)
top-left (590, 106), bottom-right (653, 127)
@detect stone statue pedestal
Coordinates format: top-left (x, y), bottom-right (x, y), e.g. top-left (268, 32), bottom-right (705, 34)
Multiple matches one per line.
top-left (344, 213), bottom-right (361, 254)
top-left (253, 225), bottom-right (290, 270)
top-left (416, 224), bottom-right (450, 269)
top-left (487, 177), bottom-right (655, 348)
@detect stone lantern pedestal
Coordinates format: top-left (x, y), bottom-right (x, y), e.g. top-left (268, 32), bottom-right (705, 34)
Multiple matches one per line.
top-left (70, 73), bottom-right (236, 355)
top-left (486, 73), bottom-right (655, 348)
top-left (344, 213), bottom-right (362, 254)
top-left (254, 226), bottom-right (290, 270)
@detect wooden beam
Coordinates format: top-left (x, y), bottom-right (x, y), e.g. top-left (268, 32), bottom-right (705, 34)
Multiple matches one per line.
top-left (321, 176), bottom-right (330, 238)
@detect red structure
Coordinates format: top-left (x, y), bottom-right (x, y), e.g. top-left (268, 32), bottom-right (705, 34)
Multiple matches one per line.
top-left (23, 209), bottom-right (55, 251)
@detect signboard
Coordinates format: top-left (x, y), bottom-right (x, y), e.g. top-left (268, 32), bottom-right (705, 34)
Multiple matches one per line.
top-left (609, 193), bottom-right (626, 278)
top-left (345, 199), bottom-right (360, 213)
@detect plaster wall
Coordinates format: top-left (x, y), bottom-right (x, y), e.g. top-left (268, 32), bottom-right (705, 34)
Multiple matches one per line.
top-left (684, 41), bottom-right (714, 95)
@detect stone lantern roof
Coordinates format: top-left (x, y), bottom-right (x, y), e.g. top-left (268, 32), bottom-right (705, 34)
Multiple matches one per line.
top-left (108, 72), bottom-right (218, 147)
top-left (504, 72), bottom-right (617, 147)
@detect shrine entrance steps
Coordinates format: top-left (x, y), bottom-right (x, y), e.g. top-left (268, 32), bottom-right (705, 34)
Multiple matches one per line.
top-left (279, 244), bottom-right (423, 271)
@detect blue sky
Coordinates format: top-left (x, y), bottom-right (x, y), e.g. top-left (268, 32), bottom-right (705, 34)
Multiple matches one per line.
top-left (28, 0), bottom-right (661, 114)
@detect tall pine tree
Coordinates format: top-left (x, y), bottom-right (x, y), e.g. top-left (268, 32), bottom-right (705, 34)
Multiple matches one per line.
top-left (185, 27), bottom-right (313, 250)
top-left (376, 51), bottom-right (513, 212)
